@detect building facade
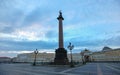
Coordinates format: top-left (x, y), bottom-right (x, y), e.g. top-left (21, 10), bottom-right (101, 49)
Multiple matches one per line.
top-left (14, 47), bottom-right (120, 63)
top-left (14, 53), bottom-right (55, 63)
top-left (0, 57), bottom-right (11, 63)
top-left (90, 48), bottom-right (120, 62)
top-left (14, 52), bottom-right (82, 63)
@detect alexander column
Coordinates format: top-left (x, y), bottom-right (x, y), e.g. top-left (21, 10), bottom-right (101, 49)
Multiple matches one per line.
top-left (54, 11), bottom-right (69, 65)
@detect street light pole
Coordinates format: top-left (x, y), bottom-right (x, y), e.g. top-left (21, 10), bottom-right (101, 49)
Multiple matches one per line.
top-left (67, 42), bottom-right (74, 67)
top-left (81, 51), bottom-right (85, 64)
top-left (33, 49), bottom-right (38, 66)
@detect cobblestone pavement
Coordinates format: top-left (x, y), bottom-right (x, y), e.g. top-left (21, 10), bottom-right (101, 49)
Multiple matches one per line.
top-left (0, 63), bottom-right (120, 75)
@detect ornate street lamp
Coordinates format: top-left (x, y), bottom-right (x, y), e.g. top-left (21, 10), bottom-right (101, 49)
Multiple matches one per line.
top-left (80, 51), bottom-right (85, 64)
top-left (67, 42), bottom-right (74, 67)
top-left (33, 49), bottom-right (38, 66)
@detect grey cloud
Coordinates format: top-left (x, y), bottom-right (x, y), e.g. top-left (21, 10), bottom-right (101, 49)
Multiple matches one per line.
top-left (23, 8), bottom-right (53, 26)
top-left (105, 35), bottom-right (120, 46)
top-left (0, 40), bottom-right (57, 51)
top-left (71, 35), bottom-right (120, 49)
top-left (45, 30), bottom-right (57, 38)
top-left (64, 36), bottom-right (115, 48)
top-left (0, 0), bottom-right (25, 33)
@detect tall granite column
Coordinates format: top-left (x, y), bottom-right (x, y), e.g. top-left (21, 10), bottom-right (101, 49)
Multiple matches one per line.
top-left (54, 11), bottom-right (69, 65)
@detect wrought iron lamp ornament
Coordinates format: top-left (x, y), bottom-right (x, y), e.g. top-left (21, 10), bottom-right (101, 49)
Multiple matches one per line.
top-left (33, 49), bottom-right (38, 66)
top-left (67, 42), bottom-right (74, 50)
top-left (67, 42), bottom-right (74, 67)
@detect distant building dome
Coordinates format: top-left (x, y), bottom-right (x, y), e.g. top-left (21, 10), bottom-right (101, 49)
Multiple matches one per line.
top-left (102, 46), bottom-right (112, 51)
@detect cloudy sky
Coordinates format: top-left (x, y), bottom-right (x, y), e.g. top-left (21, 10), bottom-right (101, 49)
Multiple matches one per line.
top-left (0, 0), bottom-right (120, 57)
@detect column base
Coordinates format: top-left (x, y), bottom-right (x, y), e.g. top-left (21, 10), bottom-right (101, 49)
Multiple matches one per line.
top-left (54, 48), bottom-right (69, 65)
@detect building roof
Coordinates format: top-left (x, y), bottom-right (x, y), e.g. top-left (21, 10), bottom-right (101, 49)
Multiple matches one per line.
top-left (0, 57), bottom-right (11, 59)
top-left (102, 46), bottom-right (112, 51)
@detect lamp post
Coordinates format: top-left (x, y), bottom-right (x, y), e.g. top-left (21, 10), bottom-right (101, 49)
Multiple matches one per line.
top-left (33, 49), bottom-right (38, 66)
top-left (67, 42), bottom-right (74, 67)
top-left (81, 51), bottom-right (85, 64)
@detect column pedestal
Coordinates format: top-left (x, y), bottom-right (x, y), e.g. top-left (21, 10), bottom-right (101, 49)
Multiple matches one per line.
top-left (54, 48), bottom-right (69, 65)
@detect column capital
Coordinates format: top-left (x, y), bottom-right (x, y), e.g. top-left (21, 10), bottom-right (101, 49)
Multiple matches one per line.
top-left (57, 11), bottom-right (64, 20)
